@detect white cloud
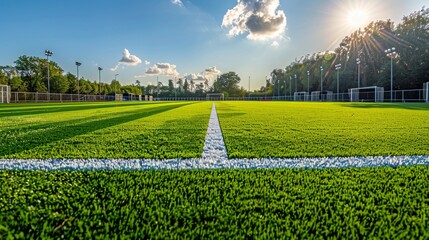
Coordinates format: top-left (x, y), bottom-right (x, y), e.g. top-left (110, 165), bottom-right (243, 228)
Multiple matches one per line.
top-left (144, 60), bottom-right (150, 65)
top-left (111, 49), bottom-right (143, 71)
top-left (202, 66), bottom-right (221, 79)
top-left (222, 0), bottom-right (287, 41)
top-left (271, 41), bottom-right (279, 47)
top-left (184, 73), bottom-right (206, 81)
top-left (110, 65), bottom-right (119, 71)
top-left (185, 67), bottom-right (222, 81)
top-left (171, 0), bottom-right (183, 7)
top-left (136, 63), bottom-right (179, 77)
top-left (120, 49), bottom-right (142, 65)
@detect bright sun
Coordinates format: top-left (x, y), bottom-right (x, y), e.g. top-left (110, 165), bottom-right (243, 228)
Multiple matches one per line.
top-left (347, 9), bottom-right (369, 29)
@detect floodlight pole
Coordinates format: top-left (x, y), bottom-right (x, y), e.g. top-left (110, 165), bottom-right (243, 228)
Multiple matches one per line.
top-left (174, 77), bottom-right (177, 101)
top-left (277, 77), bottom-right (280, 97)
top-left (114, 73), bottom-right (119, 96)
top-left (294, 74), bottom-right (297, 93)
top-left (289, 76), bottom-right (292, 97)
top-left (307, 71), bottom-right (310, 93)
top-left (248, 76), bottom-right (250, 98)
top-left (157, 76), bottom-right (159, 98)
top-left (272, 75), bottom-right (275, 98)
top-left (263, 76), bottom-right (266, 98)
top-left (75, 62), bottom-right (81, 101)
top-left (45, 50), bottom-right (53, 100)
top-left (320, 66), bottom-right (323, 93)
top-left (335, 64), bottom-right (342, 98)
top-left (98, 67), bottom-right (103, 97)
top-left (356, 58), bottom-right (361, 88)
top-left (284, 72), bottom-right (287, 98)
top-left (385, 47), bottom-right (397, 102)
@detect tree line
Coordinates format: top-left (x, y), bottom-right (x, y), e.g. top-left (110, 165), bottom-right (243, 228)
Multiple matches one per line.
top-left (268, 7), bottom-right (429, 96)
top-left (0, 55), bottom-right (142, 96)
top-left (0, 54), bottom-right (247, 98)
top-left (149, 72), bottom-right (247, 98)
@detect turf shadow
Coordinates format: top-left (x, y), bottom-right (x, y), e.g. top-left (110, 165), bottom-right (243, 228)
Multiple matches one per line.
top-left (340, 103), bottom-right (429, 111)
top-left (0, 102), bottom-right (194, 157)
top-left (0, 102), bottom-right (168, 118)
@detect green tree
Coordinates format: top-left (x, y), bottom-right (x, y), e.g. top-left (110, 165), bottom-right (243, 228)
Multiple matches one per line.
top-left (0, 70), bottom-right (8, 85)
top-left (213, 72), bottom-right (242, 97)
top-left (177, 78), bottom-right (183, 93)
top-left (9, 77), bottom-right (28, 92)
top-left (79, 79), bottom-right (92, 94)
top-left (110, 80), bottom-right (121, 94)
top-left (190, 80), bottom-right (195, 92)
top-left (0, 66), bottom-right (16, 85)
top-left (14, 55), bottom-right (63, 92)
top-left (168, 79), bottom-right (174, 94)
top-left (65, 73), bottom-right (78, 94)
top-left (50, 75), bottom-right (69, 93)
top-left (121, 85), bottom-right (142, 95)
top-left (183, 79), bottom-right (189, 93)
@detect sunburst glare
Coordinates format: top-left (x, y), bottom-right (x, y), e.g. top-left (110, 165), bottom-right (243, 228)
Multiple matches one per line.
top-left (347, 9), bottom-right (369, 29)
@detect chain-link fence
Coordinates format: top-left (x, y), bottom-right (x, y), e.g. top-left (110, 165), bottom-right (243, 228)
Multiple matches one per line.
top-left (228, 89), bottom-right (427, 102)
top-left (155, 89), bottom-right (427, 102)
top-left (7, 92), bottom-right (116, 103)
top-left (4, 88), bottom-right (428, 103)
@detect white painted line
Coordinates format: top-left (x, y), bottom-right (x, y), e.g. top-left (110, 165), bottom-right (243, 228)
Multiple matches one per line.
top-left (202, 103), bottom-right (228, 160)
top-left (1, 156), bottom-right (429, 170)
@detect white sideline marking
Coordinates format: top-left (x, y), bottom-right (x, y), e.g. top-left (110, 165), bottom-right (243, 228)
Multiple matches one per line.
top-left (1, 103), bottom-right (429, 170)
top-left (202, 103), bottom-right (228, 160)
top-left (1, 156), bottom-right (429, 171)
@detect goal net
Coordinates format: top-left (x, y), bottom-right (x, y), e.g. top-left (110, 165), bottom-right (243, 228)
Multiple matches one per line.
top-left (349, 86), bottom-right (384, 102)
top-left (424, 82), bottom-right (429, 103)
top-left (294, 91), bottom-right (310, 101)
top-left (0, 85), bottom-right (10, 104)
top-left (206, 93), bottom-right (224, 101)
top-left (310, 91), bottom-right (333, 101)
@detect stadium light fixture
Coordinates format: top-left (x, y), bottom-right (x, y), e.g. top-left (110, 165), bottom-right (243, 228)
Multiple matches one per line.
top-left (385, 47), bottom-right (398, 102)
top-left (248, 76), bottom-right (251, 98)
top-left (75, 62), bottom-right (81, 100)
top-left (114, 73), bottom-right (119, 95)
top-left (98, 67), bottom-right (103, 96)
top-left (45, 50), bottom-right (53, 99)
top-left (356, 58), bottom-right (361, 88)
top-left (307, 71), bottom-right (310, 93)
top-left (294, 74), bottom-right (297, 92)
top-left (320, 66), bottom-right (324, 92)
top-left (335, 64), bottom-right (342, 97)
top-left (284, 72), bottom-right (287, 98)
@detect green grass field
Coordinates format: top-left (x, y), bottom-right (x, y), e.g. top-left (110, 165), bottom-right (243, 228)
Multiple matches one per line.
top-left (216, 102), bottom-right (429, 158)
top-left (0, 102), bottom-right (212, 159)
top-left (1, 167), bottom-right (428, 239)
top-left (1, 101), bottom-right (429, 159)
top-left (2, 101), bottom-right (429, 238)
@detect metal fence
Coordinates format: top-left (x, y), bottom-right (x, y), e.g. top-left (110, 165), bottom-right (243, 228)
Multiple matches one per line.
top-left (3, 88), bottom-right (428, 103)
top-left (154, 97), bottom-right (208, 101)
top-left (7, 92), bottom-right (116, 103)
top-left (218, 89), bottom-right (427, 103)
top-left (153, 89), bottom-right (427, 102)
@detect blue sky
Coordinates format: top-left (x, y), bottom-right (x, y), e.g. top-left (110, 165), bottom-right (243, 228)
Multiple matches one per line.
top-left (0, 0), bottom-right (426, 90)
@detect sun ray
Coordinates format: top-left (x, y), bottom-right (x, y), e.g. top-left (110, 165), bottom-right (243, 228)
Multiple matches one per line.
top-left (347, 9), bottom-right (369, 29)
